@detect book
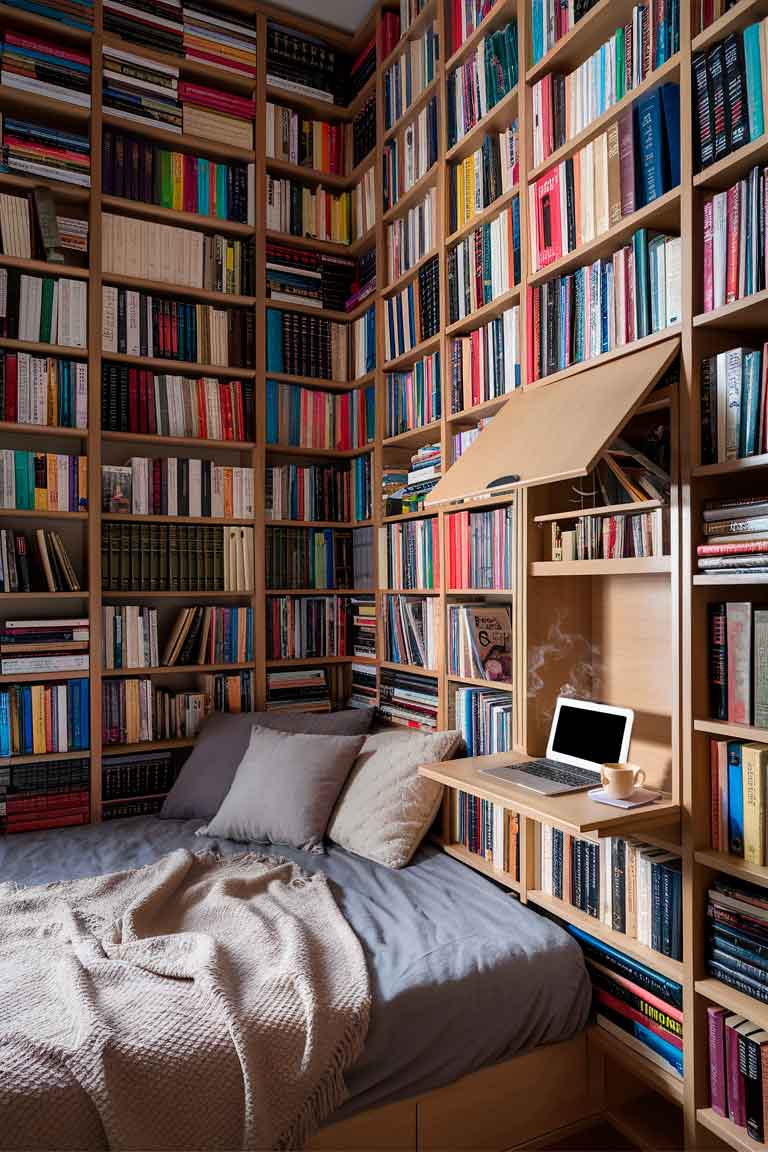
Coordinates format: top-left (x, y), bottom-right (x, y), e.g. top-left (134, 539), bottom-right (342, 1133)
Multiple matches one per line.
top-left (455, 686), bottom-right (514, 754)
top-left (448, 201), bottom-right (520, 323)
top-left (448, 603), bottom-right (513, 681)
top-left (0, 116), bottom-right (91, 187)
top-left (386, 350), bottom-right (441, 436)
top-left (387, 186), bottom-right (437, 285)
top-left (382, 95), bottom-right (438, 212)
top-left (0, 678), bottom-right (89, 756)
top-left (0, 269), bottom-right (87, 347)
top-left (383, 19), bottom-right (439, 132)
top-left (694, 20), bottom-right (768, 173)
top-left (100, 365), bottom-right (254, 438)
top-left (266, 594), bottom-right (353, 660)
top-left (0, 352), bottom-right (87, 429)
top-left (265, 379), bottom-right (374, 451)
top-left (448, 506), bottom-right (514, 589)
top-left (383, 518), bottom-right (440, 590)
top-left (100, 523), bottom-right (253, 592)
top-left (101, 457), bottom-right (254, 519)
top-left (384, 255), bottom-right (440, 362)
top-left (266, 176), bottom-right (352, 245)
top-left (378, 665), bottom-right (438, 729)
top-left (450, 307), bottom-right (520, 413)
top-left (701, 167), bottom-right (767, 313)
top-left (383, 593), bottom-right (437, 669)
top-left (447, 20), bottom-right (518, 147)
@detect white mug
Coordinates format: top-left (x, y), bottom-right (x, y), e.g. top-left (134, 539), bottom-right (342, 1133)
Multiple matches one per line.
top-left (601, 762), bottom-right (645, 800)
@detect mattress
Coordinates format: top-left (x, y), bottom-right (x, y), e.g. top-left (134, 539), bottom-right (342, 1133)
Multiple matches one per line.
top-left (0, 816), bottom-right (591, 1117)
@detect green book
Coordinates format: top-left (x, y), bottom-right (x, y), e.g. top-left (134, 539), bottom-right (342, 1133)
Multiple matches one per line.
top-left (40, 277), bottom-right (54, 344)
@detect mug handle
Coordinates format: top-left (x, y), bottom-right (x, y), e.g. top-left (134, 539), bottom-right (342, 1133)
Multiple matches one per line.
top-left (633, 768), bottom-right (646, 788)
top-left (601, 767), bottom-right (610, 786)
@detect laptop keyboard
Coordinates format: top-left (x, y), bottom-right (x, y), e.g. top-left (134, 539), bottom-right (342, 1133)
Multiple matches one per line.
top-left (515, 759), bottom-right (597, 787)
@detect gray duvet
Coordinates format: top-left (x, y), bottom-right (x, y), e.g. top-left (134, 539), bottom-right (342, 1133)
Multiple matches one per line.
top-left (0, 817), bottom-right (591, 1117)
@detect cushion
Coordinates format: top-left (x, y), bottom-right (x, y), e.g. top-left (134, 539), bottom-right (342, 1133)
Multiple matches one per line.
top-left (199, 725), bottom-right (366, 850)
top-left (161, 708), bottom-right (374, 820)
top-left (327, 728), bottom-right (462, 868)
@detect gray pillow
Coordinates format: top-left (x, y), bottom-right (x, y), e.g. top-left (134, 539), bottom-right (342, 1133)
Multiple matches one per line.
top-left (161, 707), bottom-right (374, 820)
top-left (199, 725), bottom-right (365, 850)
top-left (327, 728), bottom-right (462, 868)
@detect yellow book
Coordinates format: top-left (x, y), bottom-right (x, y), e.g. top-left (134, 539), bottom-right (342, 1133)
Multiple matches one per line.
top-left (34, 452), bottom-right (47, 510)
top-left (47, 358), bottom-right (56, 426)
top-left (172, 152), bottom-right (183, 212)
top-left (31, 684), bottom-right (46, 753)
top-left (742, 742), bottom-right (767, 865)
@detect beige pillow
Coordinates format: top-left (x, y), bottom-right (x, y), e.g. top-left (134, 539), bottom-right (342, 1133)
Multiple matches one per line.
top-left (327, 728), bottom-right (461, 868)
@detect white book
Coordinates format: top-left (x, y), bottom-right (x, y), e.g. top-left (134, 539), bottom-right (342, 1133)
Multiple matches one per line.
top-left (0, 70), bottom-right (91, 108)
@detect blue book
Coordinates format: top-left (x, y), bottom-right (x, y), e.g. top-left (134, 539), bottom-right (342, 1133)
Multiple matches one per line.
top-left (265, 379), bottom-right (278, 444)
top-left (727, 740), bottom-right (745, 856)
top-left (22, 685), bottom-right (33, 753)
top-left (197, 158), bottom-right (209, 216)
top-left (634, 90), bottom-right (665, 206)
top-left (4, 0), bottom-right (93, 29)
top-left (2, 44), bottom-right (90, 73)
top-left (743, 22), bottom-right (765, 142)
top-left (265, 309), bottom-right (283, 373)
top-left (633, 229), bottom-right (650, 339)
top-left (0, 690), bottom-right (10, 758)
top-left (660, 84), bottom-right (681, 191)
top-left (80, 677), bottom-right (89, 749)
top-left (567, 923), bottom-right (684, 1008)
top-left (740, 350), bottom-right (761, 456)
top-left (512, 196), bottom-right (521, 284)
top-left (69, 678), bottom-right (79, 749)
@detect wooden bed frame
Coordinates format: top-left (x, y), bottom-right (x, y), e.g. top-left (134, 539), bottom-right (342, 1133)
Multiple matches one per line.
top-left (309, 1031), bottom-right (600, 1152)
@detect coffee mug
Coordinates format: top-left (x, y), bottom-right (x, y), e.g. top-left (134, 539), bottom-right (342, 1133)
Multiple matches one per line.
top-left (601, 762), bottom-right (645, 800)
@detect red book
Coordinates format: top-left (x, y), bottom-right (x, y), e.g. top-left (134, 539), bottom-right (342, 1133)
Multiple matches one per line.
top-left (726, 1016), bottom-right (748, 1127)
top-left (4, 352), bottom-right (18, 421)
top-left (5, 31), bottom-right (90, 65)
top-left (146, 372), bottom-right (157, 435)
top-left (184, 48), bottom-right (256, 77)
top-left (618, 109), bottom-right (635, 216)
top-left (708, 1006), bottom-right (728, 1116)
top-left (221, 385), bottom-right (233, 441)
top-left (711, 738), bottom-right (722, 851)
top-left (178, 82), bottom-right (255, 120)
top-left (594, 988), bottom-right (683, 1049)
top-left (5, 789), bottom-right (89, 814)
top-left (128, 368), bottom-right (139, 434)
top-left (234, 381), bottom-right (245, 441)
top-left (6, 811), bottom-right (89, 833)
top-left (703, 197), bottom-right (714, 312)
top-left (534, 169), bottom-right (562, 270)
top-left (152, 458), bottom-right (161, 514)
top-left (183, 154), bottom-right (195, 214)
top-left (138, 370), bottom-right (148, 434)
top-left (725, 184), bottom-right (741, 303)
top-left (698, 540), bottom-right (768, 556)
top-left (761, 342), bottom-right (768, 453)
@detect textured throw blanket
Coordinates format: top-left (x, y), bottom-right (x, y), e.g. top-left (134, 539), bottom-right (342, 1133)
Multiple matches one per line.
top-left (0, 849), bottom-right (371, 1151)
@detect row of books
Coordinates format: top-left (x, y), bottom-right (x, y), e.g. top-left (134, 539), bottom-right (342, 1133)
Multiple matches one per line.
top-left (572, 925), bottom-right (683, 1079)
top-left (266, 21), bottom-right (339, 106)
top-left (102, 604), bottom-right (253, 670)
top-left (384, 254), bottom-right (440, 363)
top-left (454, 686), bottom-right (514, 755)
top-left (450, 306), bottom-right (520, 413)
top-left (0, 677), bottom-right (89, 756)
top-left (449, 124), bottom-right (519, 236)
top-left (550, 506), bottom-right (666, 560)
top-left (100, 367), bottom-right (254, 442)
top-left (383, 19), bottom-right (440, 132)
top-left (266, 667), bottom-right (331, 713)
top-left (698, 492), bottom-right (768, 570)
top-left (352, 525), bottom-right (374, 590)
top-left (355, 167), bottom-right (376, 241)
top-left (266, 244), bottom-right (359, 312)
top-left (531, 0), bottom-right (600, 66)
top-left (350, 595), bottom-right (376, 660)
top-left (529, 86), bottom-right (680, 274)
top-left (102, 287), bottom-right (255, 367)
top-left (0, 188), bottom-right (88, 263)
top-left (102, 130), bottom-right (254, 225)
top-left (709, 600), bottom-right (768, 727)
top-left (526, 228), bottom-right (681, 383)
top-left (447, 21), bottom-right (518, 148)
top-left (266, 594), bottom-right (352, 660)
top-left (101, 523), bottom-right (254, 592)
top-left (352, 97), bottom-right (376, 170)
top-left (265, 459), bottom-right (372, 525)
top-left (448, 506), bottom-right (514, 590)
top-left (266, 527), bottom-right (360, 591)
top-left (448, 0), bottom-right (494, 55)
top-left (382, 96), bottom-right (438, 213)
top-left (1, 756), bottom-right (90, 834)
top-left (693, 21), bottom-right (767, 173)
top-left (0, 269), bottom-right (87, 347)
top-left (101, 750), bottom-right (178, 803)
top-left (0, 116), bottom-right (90, 187)
top-left (103, 45), bottom-right (255, 149)
top-left (0, 352), bottom-right (87, 430)
top-left (378, 666), bottom-right (437, 729)
top-left (702, 165), bottom-right (767, 314)
top-left (383, 517), bottom-right (439, 590)
top-left (453, 415), bottom-right (493, 461)
top-left (5, 0), bottom-right (93, 31)
top-left (454, 791), bottom-right (519, 877)
top-left (382, 443), bottom-right (442, 516)
top-left (706, 876), bottom-right (768, 1007)
top-left (102, 680), bottom-right (211, 745)
top-left (384, 593), bottom-right (437, 670)
top-left (0, 450), bottom-right (87, 512)
top-left (386, 350), bottom-right (441, 436)
top-left (0, 30), bottom-right (90, 108)
top-left (350, 662), bottom-right (377, 709)
top-left (266, 102), bottom-right (346, 176)
top-left (265, 177), bottom-right (352, 246)
top-left (101, 214), bottom-right (256, 297)
top-left (449, 603), bottom-right (512, 682)
top-left (710, 738), bottom-right (768, 867)
top-left (0, 527), bottom-right (80, 593)
top-left (531, 2), bottom-right (680, 167)
top-left (266, 307), bottom-right (350, 383)
top-left (0, 616), bottom-right (88, 677)
top-left (104, 0), bottom-right (257, 78)
top-left (540, 825), bottom-right (683, 961)
top-left (708, 1004), bottom-right (768, 1145)
top-left (265, 380), bottom-right (374, 452)
top-left (101, 458), bottom-right (254, 520)
top-left (352, 306), bottom-right (376, 379)
top-left (701, 346), bottom-right (768, 465)
top-left (448, 201), bottom-right (520, 323)
top-left (386, 186), bottom-right (436, 286)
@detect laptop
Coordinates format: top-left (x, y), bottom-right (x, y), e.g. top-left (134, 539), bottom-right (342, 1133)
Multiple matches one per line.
top-left (479, 697), bottom-right (634, 796)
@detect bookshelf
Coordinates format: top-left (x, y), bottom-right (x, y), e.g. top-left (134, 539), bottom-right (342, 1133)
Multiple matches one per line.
top-left (2, 0), bottom-right (767, 1146)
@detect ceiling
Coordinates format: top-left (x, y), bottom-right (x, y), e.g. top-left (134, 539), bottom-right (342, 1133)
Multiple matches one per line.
top-left (270, 0), bottom-right (378, 32)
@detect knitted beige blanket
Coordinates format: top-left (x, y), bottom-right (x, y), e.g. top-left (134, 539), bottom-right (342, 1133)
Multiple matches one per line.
top-left (0, 849), bottom-right (371, 1151)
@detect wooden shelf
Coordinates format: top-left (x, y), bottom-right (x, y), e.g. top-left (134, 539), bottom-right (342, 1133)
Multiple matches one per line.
top-left (0, 1), bottom-right (92, 42)
top-left (694, 850), bottom-right (768, 887)
top-left (101, 196), bottom-right (255, 236)
top-left (267, 519), bottom-right (372, 528)
top-left (691, 0), bottom-right (768, 51)
top-left (348, 225), bottom-right (377, 257)
top-left (527, 324), bottom-right (683, 390)
top-left (442, 841), bottom-right (520, 891)
top-left (0, 749), bottom-right (89, 768)
top-left (101, 590), bottom-right (253, 600)
top-left (265, 443), bottom-right (373, 459)
top-left (445, 86), bottom-right (519, 165)
top-left (693, 572), bottom-right (768, 585)
top-left (694, 718), bottom-right (768, 741)
top-left (446, 186), bottom-right (519, 249)
top-left (379, 660), bottom-right (439, 676)
top-left (264, 655), bottom-right (358, 667)
top-left (265, 157), bottom-right (352, 191)
top-left (534, 500), bottom-right (664, 524)
top-left (380, 588), bottom-right (440, 596)
top-left (0, 668), bottom-right (89, 684)
top-left (101, 430), bottom-right (255, 450)
top-left (0, 508), bottom-right (88, 521)
top-left (383, 333), bottom-right (442, 371)
top-left (383, 420), bottom-right (443, 448)
top-left (527, 188), bottom-right (681, 288)
top-left (380, 0), bottom-right (438, 71)
top-left (382, 165), bottom-right (440, 224)
top-left (447, 674), bottom-right (514, 691)
top-left (418, 754), bottom-right (680, 838)
top-left (266, 370), bottom-right (373, 390)
top-left (103, 738), bottom-right (198, 755)
top-left (607, 1091), bottom-right (683, 1150)
top-left (103, 352), bottom-right (256, 378)
top-left (102, 514), bottom-right (252, 526)
top-left (445, 0), bottom-right (517, 71)
top-left (102, 663), bottom-right (254, 678)
top-left (0, 171), bottom-right (89, 203)
top-left (0, 590), bottom-right (88, 601)
top-left (264, 294), bottom-right (353, 322)
top-left (529, 890), bottom-right (684, 980)
top-left (445, 587), bottom-right (515, 595)
top-left (102, 792), bottom-right (168, 805)
top-left (382, 509), bottom-right (437, 523)
top-left (103, 272), bottom-right (256, 307)
top-left (526, 0), bottom-right (650, 82)
top-left (0, 83), bottom-right (90, 124)
top-left (695, 977), bottom-right (768, 1030)
top-left (530, 557), bottom-right (671, 576)
top-left (264, 230), bottom-right (353, 261)
top-left (0, 254), bottom-right (89, 279)
top-left (697, 1108), bottom-right (757, 1152)
top-left (266, 587), bottom-right (370, 595)
top-left (694, 288), bottom-right (768, 332)
top-left (0, 421), bottom-right (87, 440)
top-left (693, 132), bottom-right (768, 191)
top-left (448, 393), bottom-right (515, 425)
top-left (693, 452), bottom-right (768, 477)
top-left (383, 249), bottom-right (440, 297)
top-left (588, 1026), bottom-right (684, 1105)
top-left (102, 113), bottom-right (255, 163)
top-left (446, 285), bottom-right (521, 336)
top-left (383, 76), bottom-right (441, 144)
top-left (0, 337), bottom-right (88, 359)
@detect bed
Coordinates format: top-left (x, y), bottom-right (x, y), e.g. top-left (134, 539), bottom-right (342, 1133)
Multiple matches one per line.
top-left (0, 815), bottom-right (593, 1148)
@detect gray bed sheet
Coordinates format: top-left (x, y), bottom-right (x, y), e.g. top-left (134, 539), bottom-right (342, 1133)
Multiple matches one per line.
top-left (0, 817), bottom-right (591, 1118)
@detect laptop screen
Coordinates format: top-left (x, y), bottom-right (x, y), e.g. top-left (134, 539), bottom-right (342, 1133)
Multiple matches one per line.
top-left (550, 703), bottom-right (629, 767)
